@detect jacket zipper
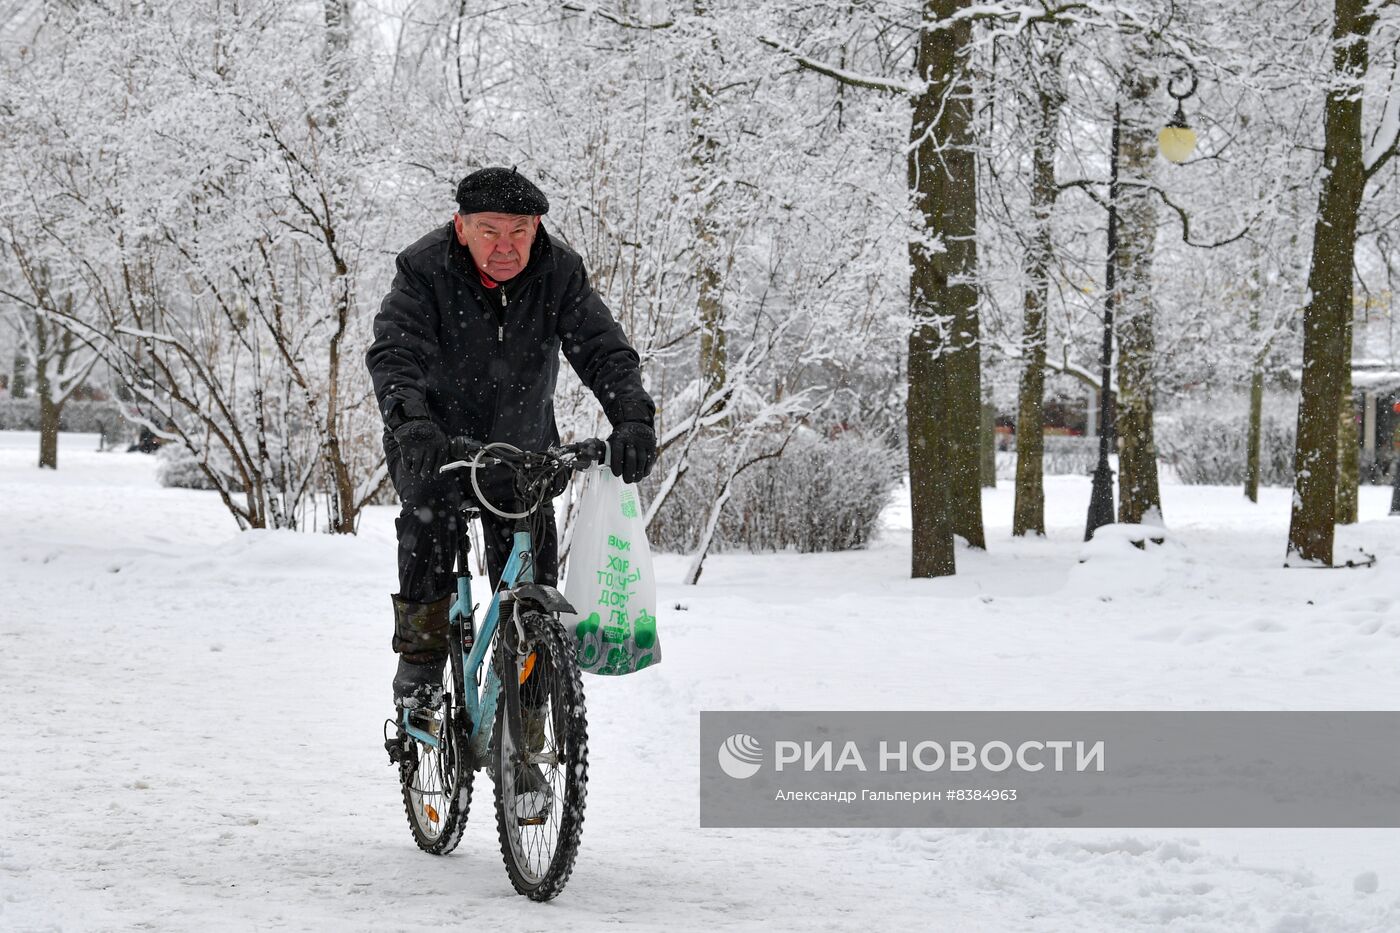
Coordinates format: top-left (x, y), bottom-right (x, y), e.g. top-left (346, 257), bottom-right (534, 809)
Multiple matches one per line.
top-left (487, 286), bottom-right (506, 440)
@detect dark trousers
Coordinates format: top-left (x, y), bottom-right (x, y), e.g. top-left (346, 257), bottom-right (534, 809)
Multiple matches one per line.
top-left (385, 431), bottom-right (559, 606)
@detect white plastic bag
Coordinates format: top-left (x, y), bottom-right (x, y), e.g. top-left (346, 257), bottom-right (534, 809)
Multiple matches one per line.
top-left (561, 466), bottom-right (660, 674)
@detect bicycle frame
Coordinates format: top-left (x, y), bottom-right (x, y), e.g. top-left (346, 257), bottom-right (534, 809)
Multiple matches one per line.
top-left (398, 438), bottom-right (601, 772)
top-left (401, 522), bottom-right (535, 768)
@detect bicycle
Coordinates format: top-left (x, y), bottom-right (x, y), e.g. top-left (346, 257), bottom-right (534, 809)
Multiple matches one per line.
top-left (385, 436), bottom-right (606, 901)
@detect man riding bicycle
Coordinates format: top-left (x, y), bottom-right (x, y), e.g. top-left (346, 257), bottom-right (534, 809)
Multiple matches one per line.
top-left (366, 166), bottom-right (657, 713)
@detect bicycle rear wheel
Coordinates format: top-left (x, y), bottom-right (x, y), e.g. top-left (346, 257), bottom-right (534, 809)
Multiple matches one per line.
top-left (492, 611), bottom-right (588, 900)
top-left (400, 661), bottom-right (473, 854)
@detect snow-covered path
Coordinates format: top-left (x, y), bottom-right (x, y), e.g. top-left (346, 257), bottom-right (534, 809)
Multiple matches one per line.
top-left (2, 433), bottom-right (1399, 931)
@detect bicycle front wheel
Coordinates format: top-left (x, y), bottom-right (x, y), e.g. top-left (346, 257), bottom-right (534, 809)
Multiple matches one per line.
top-left (400, 662), bottom-right (472, 854)
top-left (492, 611), bottom-right (588, 901)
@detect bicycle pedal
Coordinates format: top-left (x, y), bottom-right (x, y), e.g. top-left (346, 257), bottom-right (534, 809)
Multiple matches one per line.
top-left (383, 719), bottom-right (409, 765)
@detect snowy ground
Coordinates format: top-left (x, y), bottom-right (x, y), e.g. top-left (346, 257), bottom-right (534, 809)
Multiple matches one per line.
top-left (2, 431), bottom-right (1399, 932)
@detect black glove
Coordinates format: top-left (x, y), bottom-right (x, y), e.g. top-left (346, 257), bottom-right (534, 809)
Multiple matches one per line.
top-left (606, 421), bottom-right (657, 485)
top-left (393, 419), bottom-right (448, 480)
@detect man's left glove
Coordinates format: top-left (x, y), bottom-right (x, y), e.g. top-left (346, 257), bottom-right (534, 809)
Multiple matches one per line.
top-left (606, 421), bottom-right (657, 485)
top-left (394, 419), bottom-right (448, 480)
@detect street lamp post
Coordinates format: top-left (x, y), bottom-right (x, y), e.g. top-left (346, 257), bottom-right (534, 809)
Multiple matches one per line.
top-left (1390, 401), bottom-right (1400, 516)
top-left (1085, 63), bottom-right (1198, 542)
top-left (1390, 446), bottom-right (1400, 516)
top-left (1084, 104), bottom-right (1122, 541)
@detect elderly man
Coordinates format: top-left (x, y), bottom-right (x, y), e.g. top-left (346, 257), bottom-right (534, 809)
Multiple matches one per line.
top-left (366, 166), bottom-right (656, 710)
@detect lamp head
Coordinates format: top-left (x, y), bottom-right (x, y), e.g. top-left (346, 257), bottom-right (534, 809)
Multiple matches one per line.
top-left (1158, 103), bottom-right (1197, 164)
top-left (1160, 63), bottom-right (1200, 164)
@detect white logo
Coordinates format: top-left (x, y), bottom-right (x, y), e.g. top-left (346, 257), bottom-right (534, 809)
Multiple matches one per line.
top-left (718, 733), bottom-right (763, 779)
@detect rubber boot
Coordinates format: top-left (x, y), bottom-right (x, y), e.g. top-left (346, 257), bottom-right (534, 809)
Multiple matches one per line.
top-left (391, 592), bottom-right (452, 709)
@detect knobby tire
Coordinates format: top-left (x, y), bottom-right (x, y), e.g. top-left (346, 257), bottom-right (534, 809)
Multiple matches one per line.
top-left (492, 611), bottom-right (588, 900)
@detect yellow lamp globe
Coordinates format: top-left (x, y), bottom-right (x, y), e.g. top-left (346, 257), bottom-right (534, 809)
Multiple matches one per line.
top-left (1158, 113), bottom-right (1197, 164)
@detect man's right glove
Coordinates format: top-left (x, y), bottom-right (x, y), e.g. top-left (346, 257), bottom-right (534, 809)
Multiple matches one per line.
top-left (394, 419), bottom-right (448, 480)
top-left (606, 421), bottom-right (657, 485)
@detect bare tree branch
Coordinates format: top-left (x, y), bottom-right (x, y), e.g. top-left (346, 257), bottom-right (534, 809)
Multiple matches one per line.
top-left (560, 2), bottom-right (673, 29)
top-left (757, 35), bottom-right (916, 96)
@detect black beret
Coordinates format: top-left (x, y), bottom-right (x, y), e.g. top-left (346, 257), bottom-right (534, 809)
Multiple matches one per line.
top-left (455, 166), bottom-right (549, 215)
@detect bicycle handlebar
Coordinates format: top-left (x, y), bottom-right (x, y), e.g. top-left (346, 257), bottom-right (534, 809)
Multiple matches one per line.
top-left (439, 437), bottom-right (609, 520)
top-left (443, 436), bottom-right (609, 470)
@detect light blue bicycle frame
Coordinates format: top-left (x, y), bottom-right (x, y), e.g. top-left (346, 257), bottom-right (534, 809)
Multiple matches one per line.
top-left (401, 527), bottom-right (534, 766)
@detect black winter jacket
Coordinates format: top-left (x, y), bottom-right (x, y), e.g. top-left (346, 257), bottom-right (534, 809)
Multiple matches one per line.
top-left (366, 223), bottom-right (654, 449)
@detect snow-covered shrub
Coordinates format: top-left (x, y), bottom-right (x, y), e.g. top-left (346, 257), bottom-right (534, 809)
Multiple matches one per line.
top-left (644, 431), bottom-right (901, 554)
top-left (1156, 398), bottom-right (1295, 486)
top-left (1360, 447), bottom-right (1400, 485)
top-left (995, 434), bottom-right (1099, 479)
top-left (0, 398), bottom-right (44, 430)
top-left (1042, 435), bottom-right (1100, 475)
top-left (0, 398), bottom-right (124, 433)
top-left (155, 444), bottom-right (245, 492)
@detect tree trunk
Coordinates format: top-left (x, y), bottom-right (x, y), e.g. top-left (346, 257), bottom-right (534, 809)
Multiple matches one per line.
top-left (690, 2), bottom-right (726, 392)
top-left (322, 0), bottom-right (351, 132)
top-left (1114, 64), bottom-right (1163, 527)
top-left (1336, 314), bottom-right (1359, 524)
top-left (1244, 363), bottom-right (1264, 503)
top-left (1012, 39), bottom-right (1062, 537)
top-left (906, 1), bottom-right (971, 577)
top-left (324, 250), bottom-right (358, 535)
top-left (1288, 0), bottom-right (1373, 565)
top-left (10, 350), bottom-right (26, 399)
top-left (322, 0), bottom-right (358, 534)
top-left (33, 315), bottom-right (58, 469)
top-left (1012, 360), bottom-right (1046, 534)
top-left (942, 34), bottom-right (985, 550)
top-left (928, 0), bottom-right (983, 552)
top-left (38, 393), bottom-right (59, 469)
top-left (1244, 295), bottom-right (1263, 503)
top-left (980, 397), bottom-right (996, 488)
top-left (907, 321), bottom-right (954, 577)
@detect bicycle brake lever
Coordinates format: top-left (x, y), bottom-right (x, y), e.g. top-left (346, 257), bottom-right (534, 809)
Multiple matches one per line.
top-left (568, 438), bottom-right (608, 469)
